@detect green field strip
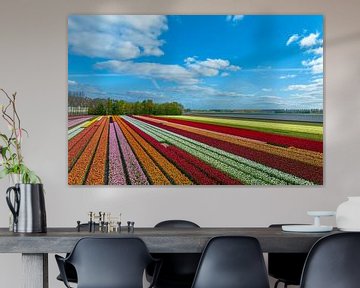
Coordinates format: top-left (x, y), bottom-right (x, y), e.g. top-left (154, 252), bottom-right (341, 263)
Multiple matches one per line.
top-left (67, 116), bottom-right (99, 136)
top-left (68, 123), bottom-right (83, 135)
top-left (160, 115), bottom-right (323, 141)
top-left (68, 127), bottom-right (84, 140)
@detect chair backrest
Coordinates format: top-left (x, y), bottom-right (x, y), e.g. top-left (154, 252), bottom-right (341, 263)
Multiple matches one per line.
top-left (300, 232), bottom-right (360, 288)
top-left (268, 224), bottom-right (308, 285)
top-left (191, 236), bottom-right (270, 288)
top-left (155, 220), bottom-right (200, 228)
top-left (152, 220), bottom-right (201, 283)
top-left (67, 237), bottom-right (154, 288)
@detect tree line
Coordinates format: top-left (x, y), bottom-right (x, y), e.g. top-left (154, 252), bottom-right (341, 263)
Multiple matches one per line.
top-left (68, 95), bottom-right (184, 115)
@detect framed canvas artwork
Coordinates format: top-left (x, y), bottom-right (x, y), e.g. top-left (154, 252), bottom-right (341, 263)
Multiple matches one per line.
top-left (68, 15), bottom-right (323, 185)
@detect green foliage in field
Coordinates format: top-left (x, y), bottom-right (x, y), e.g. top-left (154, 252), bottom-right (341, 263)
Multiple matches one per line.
top-left (162, 115), bottom-right (323, 141)
top-left (69, 96), bottom-right (184, 116)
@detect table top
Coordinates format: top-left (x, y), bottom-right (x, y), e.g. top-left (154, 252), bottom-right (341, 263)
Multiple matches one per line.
top-left (0, 227), bottom-right (339, 254)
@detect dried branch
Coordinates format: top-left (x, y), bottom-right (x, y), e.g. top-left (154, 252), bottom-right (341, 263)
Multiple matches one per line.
top-left (0, 88), bottom-right (39, 183)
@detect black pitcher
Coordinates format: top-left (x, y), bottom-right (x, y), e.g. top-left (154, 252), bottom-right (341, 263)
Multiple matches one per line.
top-left (6, 183), bottom-right (47, 233)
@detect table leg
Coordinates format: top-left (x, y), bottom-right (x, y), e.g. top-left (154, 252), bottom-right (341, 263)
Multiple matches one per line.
top-left (22, 253), bottom-right (48, 288)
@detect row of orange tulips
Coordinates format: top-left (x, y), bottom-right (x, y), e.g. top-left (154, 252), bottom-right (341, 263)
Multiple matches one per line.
top-left (68, 118), bottom-right (107, 185)
top-left (68, 118), bottom-right (106, 170)
top-left (85, 118), bottom-right (110, 185)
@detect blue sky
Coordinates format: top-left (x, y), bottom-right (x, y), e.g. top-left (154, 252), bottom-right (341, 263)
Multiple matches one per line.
top-left (68, 15), bottom-right (323, 110)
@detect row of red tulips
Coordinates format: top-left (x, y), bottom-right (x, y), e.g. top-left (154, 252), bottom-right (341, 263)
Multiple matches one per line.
top-left (149, 116), bottom-right (323, 153)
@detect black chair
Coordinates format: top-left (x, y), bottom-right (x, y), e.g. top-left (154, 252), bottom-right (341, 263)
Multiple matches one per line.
top-left (268, 224), bottom-right (308, 288)
top-left (154, 220), bottom-right (200, 229)
top-left (56, 262), bottom-right (77, 284)
top-left (56, 223), bottom-right (99, 284)
top-left (300, 232), bottom-right (360, 288)
top-left (147, 220), bottom-right (201, 288)
top-left (191, 236), bottom-right (270, 288)
top-left (55, 237), bottom-right (160, 288)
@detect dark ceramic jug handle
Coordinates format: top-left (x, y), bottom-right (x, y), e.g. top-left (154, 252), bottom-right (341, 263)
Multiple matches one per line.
top-left (6, 186), bottom-right (20, 224)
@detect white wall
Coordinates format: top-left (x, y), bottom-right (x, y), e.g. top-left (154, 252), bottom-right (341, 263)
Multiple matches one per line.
top-left (1, 0), bottom-right (360, 287)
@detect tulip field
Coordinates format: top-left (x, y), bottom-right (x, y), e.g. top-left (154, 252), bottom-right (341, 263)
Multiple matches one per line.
top-left (68, 115), bottom-right (323, 185)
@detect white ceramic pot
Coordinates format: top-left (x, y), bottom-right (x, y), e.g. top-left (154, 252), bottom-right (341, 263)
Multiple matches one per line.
top-left (9, 173), bottom-right (22, 185)
top-left (336, 197), bottom-right (360, 231)
top-left (8, 173), bottom-right (22, 232)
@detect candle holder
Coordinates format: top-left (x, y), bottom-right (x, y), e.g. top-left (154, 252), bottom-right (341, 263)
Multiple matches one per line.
top-left (282, 211), bottom-right (335, 232)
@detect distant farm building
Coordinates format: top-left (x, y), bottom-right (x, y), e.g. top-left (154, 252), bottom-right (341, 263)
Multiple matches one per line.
top-left (68, 106), bottom-right (89, 115)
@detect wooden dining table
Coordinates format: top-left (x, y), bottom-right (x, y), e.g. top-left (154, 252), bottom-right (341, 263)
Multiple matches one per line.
top-left (0, 227), bottom-right (339, 288)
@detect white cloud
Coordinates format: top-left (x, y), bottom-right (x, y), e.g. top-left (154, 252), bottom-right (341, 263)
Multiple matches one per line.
top-left (185, 57), bottom-right (240, 77)
top-left (286, 32), bottom-right (323, 49)
top-left (279, 74), bottom-right (296, 79)
top-left (284, 95), bottom-right (322, 109)
top-left (67, 82), bottom-right (109, 98)
top-left (299, 32), bottom-right (321, 48)
top-left (287, 78), bottom-right (323, 93)
top-left (279, 78), bottom-right (323, 109)
top-left (260, 96), bottom-right (282, 100)
top-left (68, 80), bottom-right (77, 85)
top-left (166, 84), bottom-right (252, 99)
top-left (94, 56), bottom-right (240, 85)
top-left (262, 88), bottom-right (272, 92)
top-left (290, 94), bottom-right (322, 102)
top-left (307, 47), bottom-right (323, 55)
top-left (184, 57), bottom-right (197, 63)
top-left (286, 34), bottom-right (300, 46)
top-left (95, 60), bottom-right (198, 85)
top-left (259, 96), bottom-right (284, 103)
top-left (226, 15), bottom-right (245, 23)
top-left (126, 90), bottom-right (166, 100)
top-left (302, 56), bottom-right (323, 74)
top-left (250, 95), bottom-right (290, 108)
top-left (68, 15), bottom-right (168, 60)
top-left (167, 84), bottom-right (217, 95)
top-left (285, 31), bottom-right (323, 75)
top-left (244, 67), bottom-right (304, 72)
